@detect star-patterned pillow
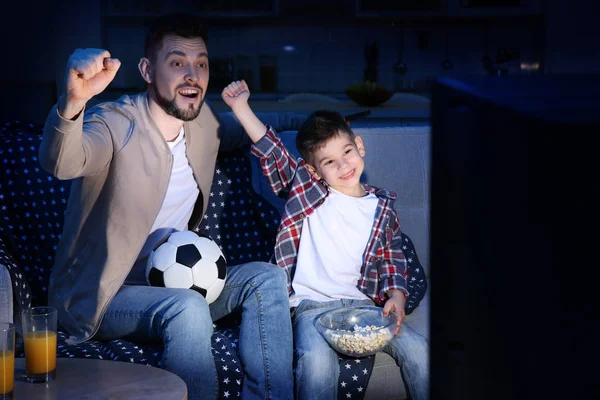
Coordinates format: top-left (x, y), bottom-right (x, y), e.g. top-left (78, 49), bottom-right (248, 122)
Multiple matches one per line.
top-left (402, 232), bottom-right (428, 315)
top-left (193, 150), bottom-right (279, 265)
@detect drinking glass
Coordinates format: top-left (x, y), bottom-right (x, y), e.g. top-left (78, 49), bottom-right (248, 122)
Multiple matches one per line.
top-left (0, 322), bottom-right (15, 399)
top-left (21, 307), bottom-right (57, 383)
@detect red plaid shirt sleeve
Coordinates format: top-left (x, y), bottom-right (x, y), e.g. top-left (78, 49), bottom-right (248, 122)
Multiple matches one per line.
top-left (376, 209), bottom-right (409, 301)
top-left (250, 126), bottom-right (298, 195)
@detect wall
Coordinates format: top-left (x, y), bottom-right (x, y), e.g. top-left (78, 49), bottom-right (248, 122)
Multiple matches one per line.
top-left (0, 1), bottom-right (103, 124)
top-left (0, 0), bottom-right (598, 124)
top-left (543, 1), bottom-right (600, 74)
top-left (204, 22), bottom-right (537, 94)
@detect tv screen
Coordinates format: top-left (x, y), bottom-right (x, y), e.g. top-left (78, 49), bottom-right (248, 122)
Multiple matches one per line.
top-left (429, 74), bottom-right (600, 400)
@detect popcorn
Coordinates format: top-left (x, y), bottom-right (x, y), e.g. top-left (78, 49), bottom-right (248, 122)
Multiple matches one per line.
top-left (326, 324), bottom-right (393, 356)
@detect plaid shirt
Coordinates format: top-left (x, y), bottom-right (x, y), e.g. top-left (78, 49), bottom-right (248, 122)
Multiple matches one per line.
top-left (250, 127), bottom-right (408, 305)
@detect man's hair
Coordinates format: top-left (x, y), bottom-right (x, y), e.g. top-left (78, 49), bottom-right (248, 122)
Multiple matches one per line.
top-left (296, 110), bottom-right (355, 165)
top-left (144, 13), bottom-right (208, 61)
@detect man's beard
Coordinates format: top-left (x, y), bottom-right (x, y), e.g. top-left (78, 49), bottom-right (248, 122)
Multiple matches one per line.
top-left (154, 85), bottom-right (204, 121)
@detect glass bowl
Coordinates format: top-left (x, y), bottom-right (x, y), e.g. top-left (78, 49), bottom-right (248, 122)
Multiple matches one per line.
top-left (316, 306), bottom-right (397, 357)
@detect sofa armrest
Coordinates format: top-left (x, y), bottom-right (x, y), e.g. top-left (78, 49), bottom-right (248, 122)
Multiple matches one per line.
top-left (0, 236), bottom-right (33, 327)
top-left (0, 260), bottom-right (13, 323)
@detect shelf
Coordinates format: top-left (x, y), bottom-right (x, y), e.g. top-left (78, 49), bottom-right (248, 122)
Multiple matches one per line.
top-left (100, 0), bottom-right (278, 19)
top-left (99, 0), bottom-right (542, 23)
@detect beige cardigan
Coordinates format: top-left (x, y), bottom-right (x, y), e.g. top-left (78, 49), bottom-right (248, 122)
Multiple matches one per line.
top-left (39, 93), bottom-right (228, 344)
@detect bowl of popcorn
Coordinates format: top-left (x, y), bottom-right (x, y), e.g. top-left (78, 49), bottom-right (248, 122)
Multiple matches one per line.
top-left (316, 306), bottom-right (397, 357)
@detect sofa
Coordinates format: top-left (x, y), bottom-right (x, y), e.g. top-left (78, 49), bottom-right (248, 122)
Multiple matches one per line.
top-left (0, 111), bottom-right (430, 399)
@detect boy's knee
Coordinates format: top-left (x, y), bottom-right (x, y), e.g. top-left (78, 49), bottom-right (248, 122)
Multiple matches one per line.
top-left (296, 348), bottom-right (338, 373)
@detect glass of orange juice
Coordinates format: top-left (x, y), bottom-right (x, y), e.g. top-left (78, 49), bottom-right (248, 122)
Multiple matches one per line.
top-left (21, 307), bottom-right (57, 383)
top-left (1, 322), bottom-right (15, 400)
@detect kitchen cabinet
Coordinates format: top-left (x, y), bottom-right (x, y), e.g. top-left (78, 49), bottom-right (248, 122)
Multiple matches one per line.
top-left (101, 0), bottom-right (277, 18)
top-left (100, 0), bottom-right (543, 21)
top-left (355, 0), bottom-right (448, 17)
top-left (447, 0), bottom-right (542, 16)
top-left (354, 0), bottom-right (542, 18)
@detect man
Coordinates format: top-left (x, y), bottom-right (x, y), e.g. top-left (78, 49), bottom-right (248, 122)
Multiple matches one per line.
top-left (39, 13), bottom-right (293, 400)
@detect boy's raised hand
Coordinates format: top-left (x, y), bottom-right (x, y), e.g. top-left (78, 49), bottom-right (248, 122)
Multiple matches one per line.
top-left (220, 80), bottom-right (266, 143)
top-left (383, 289), bottom-right (407, 336)
top-left (221, 80), bottom-right (250, 111)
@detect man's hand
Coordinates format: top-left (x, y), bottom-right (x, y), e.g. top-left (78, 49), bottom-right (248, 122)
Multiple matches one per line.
top-left (221, 80), bottom-right (250, 112)
top-left (383, 289), bottom-right (406, 336)
top-left (59, 48), bottom-right (121, 120)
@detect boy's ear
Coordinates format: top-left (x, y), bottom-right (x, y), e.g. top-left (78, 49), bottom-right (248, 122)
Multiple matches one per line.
top-left (355, 136), bottom-right (366, 157)
top-left (306, 164), bottom-right (322, 181)
top-left (138, 57), bottom-right (152, 84)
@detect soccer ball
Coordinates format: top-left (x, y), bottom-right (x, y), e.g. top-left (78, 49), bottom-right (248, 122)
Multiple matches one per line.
top-left (146, 230), bottom-right (227, 304)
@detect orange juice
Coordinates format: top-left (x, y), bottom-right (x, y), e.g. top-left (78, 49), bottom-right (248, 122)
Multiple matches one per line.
top-left (24, 331), bottom-right (57, 374)
top-left (0, 350), bottom-right (14, 394)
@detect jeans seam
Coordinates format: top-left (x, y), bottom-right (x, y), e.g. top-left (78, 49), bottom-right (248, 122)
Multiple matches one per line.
top-left (252, 279), bottom-right (272, 398)
top-left (400, 361), bottom-right (417, 400)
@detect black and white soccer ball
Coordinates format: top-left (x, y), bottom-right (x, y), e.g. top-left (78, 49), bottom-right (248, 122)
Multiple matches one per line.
top-left (146, 230), bottom-right (227, 304)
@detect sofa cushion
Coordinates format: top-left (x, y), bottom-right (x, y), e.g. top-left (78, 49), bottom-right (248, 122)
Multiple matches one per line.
top-left (0, 121), bottom-right (68, 306)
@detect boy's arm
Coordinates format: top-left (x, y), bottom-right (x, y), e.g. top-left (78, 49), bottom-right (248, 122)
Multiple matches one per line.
top-left (221, 80), bottom-right (302, 194)
top-left (217, 110), bottom-right (306, 153)
top-left (378, 214), bottom-right (409, 335)
top-left (221, 80), bottom-right (267, 143)
top-left (250, 128), bottom-right (300, 195)
top-left (378, 209), bottom-right (410, 302)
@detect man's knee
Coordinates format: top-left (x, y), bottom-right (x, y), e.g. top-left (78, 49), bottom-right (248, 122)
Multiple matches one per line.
top-left (250, 262), bottom-right (287, 286)
top-left (163, 290), bottom-right (211, 325)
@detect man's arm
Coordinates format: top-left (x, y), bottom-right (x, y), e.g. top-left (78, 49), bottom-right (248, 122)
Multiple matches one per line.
top-left (39, 48), bottom-right (121, 179)
top-left (39, 104), bottom-right (116, 180)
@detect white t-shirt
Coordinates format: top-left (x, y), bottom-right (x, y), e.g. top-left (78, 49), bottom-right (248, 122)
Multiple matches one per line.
top-left (126, 127), bottom-right (200, 284)
top-left (289, 187), bottom-right (379, 307)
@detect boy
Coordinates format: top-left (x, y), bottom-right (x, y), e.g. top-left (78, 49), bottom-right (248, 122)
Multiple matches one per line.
top-left (222, 80), bottom-right (429, 400)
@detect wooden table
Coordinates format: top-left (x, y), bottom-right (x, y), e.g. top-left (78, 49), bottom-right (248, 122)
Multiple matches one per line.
top-left (13, 358), bottom-right (187, 399)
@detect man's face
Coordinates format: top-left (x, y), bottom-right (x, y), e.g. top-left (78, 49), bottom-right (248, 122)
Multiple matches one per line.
top-left (307, 132), bottom-right (366, 197)
top-left (148, 34), bottom-right (209, 121)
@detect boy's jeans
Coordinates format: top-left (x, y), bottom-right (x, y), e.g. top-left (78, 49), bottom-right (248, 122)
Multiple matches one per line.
top-left (95, 261), bottom-right (294, 400)
top-left (292, 298), bottom-right (429, 400)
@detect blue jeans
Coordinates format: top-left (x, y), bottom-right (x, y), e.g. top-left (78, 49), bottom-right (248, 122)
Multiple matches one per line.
top-left (95, 261), bottom-right (294, 400)
top-left (292, 299), bottom-right (429, 400)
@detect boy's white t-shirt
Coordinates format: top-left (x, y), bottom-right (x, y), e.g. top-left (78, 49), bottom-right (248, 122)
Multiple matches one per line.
top-left (126, 127), bottom-right (200, 284)
top-left (289, 187), bottom-right (379, 307)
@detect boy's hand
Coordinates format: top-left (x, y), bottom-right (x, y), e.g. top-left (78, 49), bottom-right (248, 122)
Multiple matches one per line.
top-left (383, 289), bottom-right (406, 336)
top-left (221, 80), bottom-right (250, 112)
top-left (219, 80), bottom-right (266, 143)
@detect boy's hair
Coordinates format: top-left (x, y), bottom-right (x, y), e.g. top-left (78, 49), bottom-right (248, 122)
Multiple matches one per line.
top-left (296, 110), bottom-right (355, 165)
top-left (144, 13), bottom-right (208, 61)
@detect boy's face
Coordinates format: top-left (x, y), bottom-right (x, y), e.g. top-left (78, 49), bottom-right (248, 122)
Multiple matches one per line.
top-left (307, 132), bottom-right (366, 197)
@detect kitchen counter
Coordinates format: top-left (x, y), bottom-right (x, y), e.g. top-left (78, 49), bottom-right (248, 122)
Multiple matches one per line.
top-left (207, 92), bottom-right (431, 120)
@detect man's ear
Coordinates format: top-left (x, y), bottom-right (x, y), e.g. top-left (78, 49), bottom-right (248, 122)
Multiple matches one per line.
top-left (306, 164), bottom-right (322, 181)
top-left (355, 136), bottom-right (366, 157)
top-left (138, 57), bottom-right (152, 84)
